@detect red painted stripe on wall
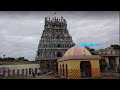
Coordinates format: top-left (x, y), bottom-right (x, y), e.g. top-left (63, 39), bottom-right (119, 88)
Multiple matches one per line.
top-left (13, 70), bottom-right (15, 76)
top-left (17, 69), bottom-right (19, 75)
top-left (22, 69), bottom-right (24, 75)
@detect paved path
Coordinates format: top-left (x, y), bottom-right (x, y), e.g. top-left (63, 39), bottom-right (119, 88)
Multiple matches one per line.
top-left (30, 75), bottom-right (60, 79)
top-left (0, 74), bottom-right (62, 79)
top-left (20, 75), bottom-right (62, 79)
top-left (2, 74), bottom-right (120, 79)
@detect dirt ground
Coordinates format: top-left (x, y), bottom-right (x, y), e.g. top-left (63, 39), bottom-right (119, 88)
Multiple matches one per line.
top-left (21, 75), bottom-right (62, 79)
top-left (1, 73), bottom-right (120, 79)
top-left (0, 74), bottom-right (62, 79)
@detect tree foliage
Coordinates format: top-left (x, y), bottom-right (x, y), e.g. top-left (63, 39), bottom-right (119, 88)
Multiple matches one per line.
top-left (0, 56), bottom-right (29, 62)
top-left (99, 57), bottom-right (108, 72)
top-left (117, 66), bottom-right (120, 73)
top-left (17, 57), bottom-right (25, 60)
top-left (110, 44), bottom-right (120, 50)
top-left (85, 47), bottom-right (97, 55)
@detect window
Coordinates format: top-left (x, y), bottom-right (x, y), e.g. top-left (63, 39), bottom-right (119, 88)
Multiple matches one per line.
top-left (58, 44), bottom-right (60, 48)
top-left (57, 36), bottom-right (59, 39)
top-left (57, 52), bottom-right (62, 57)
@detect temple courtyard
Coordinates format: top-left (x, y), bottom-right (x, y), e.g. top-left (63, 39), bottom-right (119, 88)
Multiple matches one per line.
top-left (1, 72), bottom-right (120, 79)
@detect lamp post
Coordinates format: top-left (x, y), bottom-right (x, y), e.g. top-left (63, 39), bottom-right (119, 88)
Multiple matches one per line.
top-left (38, 60), bottom-right (40, 69)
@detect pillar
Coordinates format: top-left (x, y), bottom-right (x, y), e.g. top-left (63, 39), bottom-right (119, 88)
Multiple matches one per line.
top-left (26, 69), bottom-right (28, 76)
top-left (116, 57), bottom-right (119, 66)
top-left (105, 57), bottom-right (109, 67)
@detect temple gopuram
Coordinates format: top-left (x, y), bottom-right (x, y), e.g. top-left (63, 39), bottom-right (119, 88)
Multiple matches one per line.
top-left (35, 16), bottom-right (75, 74)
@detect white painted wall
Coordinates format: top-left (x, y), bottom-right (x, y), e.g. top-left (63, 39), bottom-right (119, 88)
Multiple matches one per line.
top-left (0, 64), bottom-right (40, 76)
top-left (0, 64), bottom-right (40, 69)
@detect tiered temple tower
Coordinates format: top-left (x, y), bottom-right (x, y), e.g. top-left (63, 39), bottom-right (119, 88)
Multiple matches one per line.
top-left (35, 16), bottom-right (75, 73)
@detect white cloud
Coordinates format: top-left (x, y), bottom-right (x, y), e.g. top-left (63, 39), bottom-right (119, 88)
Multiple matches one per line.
top-left (0, 11), bottom-right (119, 60)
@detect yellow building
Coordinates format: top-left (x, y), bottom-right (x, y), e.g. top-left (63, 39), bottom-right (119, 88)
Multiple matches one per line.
top-left (57, 46), bottom-right (101, 79)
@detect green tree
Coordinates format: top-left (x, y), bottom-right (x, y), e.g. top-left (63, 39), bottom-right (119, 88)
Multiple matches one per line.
top-left (110, 44), bottom-right (120, 50)
top-left (117, 67), bottom-right (120, 73)
top-left (2, 57), bottom-right (16, 61)
top-left (23, 59), bottom-right (29, 61)
top-left (18, 57), bottom-right (25, 60)
top-left (99, 57), bottom-right (108, 72)
top-left (8, 57), bottom-right (16, 61)
top-left (0, 57), bottom-right (2, 61)
top-left (85, 47), bottom-right (97, 55)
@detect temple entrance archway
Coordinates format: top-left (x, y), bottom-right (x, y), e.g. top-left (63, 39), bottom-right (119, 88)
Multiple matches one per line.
top-left (80, 61), bottom-right (92, 78)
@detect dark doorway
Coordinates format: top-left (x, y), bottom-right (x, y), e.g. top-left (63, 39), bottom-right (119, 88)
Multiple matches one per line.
top-left (66, 64), bottom-right (68, 78)
top-left (29, 68), bottom-right (32, 75)
top-left (58, 44), bottom-right (60, 48)
top-left (57, 52), bottom-right (62, 57)
top-left (63, 64), bottom-right (64, 77)
top-left (35, 68), bottom-right (37, 74)
top-left (109, 57), bottom-right (116, 68)
top-left (80, 61), bottom-right (92, 78)
top-left (60, 64), bottom-right (62, 76)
